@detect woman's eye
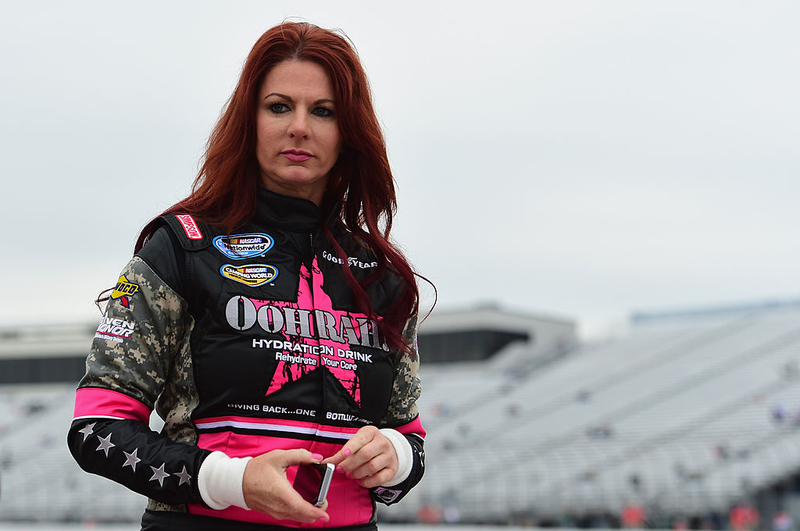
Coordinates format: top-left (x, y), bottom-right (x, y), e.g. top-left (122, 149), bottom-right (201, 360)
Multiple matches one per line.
top-left (268, 103), bottom-right (290, 113)
top-left (312, 107), bottom-right (334, 118)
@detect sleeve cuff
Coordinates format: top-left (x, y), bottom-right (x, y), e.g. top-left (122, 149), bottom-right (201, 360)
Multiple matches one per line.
top-left (197, 451), bottom-right (252, 510)
top-left (379, 428), bottom-right (412, 487)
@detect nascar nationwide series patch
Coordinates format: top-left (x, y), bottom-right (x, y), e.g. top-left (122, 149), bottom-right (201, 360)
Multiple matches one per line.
top-left (213, 233), bottom-right (274, 260)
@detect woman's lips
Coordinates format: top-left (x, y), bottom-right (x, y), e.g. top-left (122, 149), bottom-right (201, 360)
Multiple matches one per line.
top-left (282, 150), bottom-right (313, 162)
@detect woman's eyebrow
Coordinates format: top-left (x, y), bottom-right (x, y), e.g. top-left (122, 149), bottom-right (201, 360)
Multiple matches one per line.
top-left (264, 92), bottom-right (292, 101)
top-left (264, 93), bottom-right (335, 106)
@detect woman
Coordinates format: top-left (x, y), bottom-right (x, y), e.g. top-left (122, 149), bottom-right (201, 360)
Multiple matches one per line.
top-left (68, 22), bottom-right (425, 531)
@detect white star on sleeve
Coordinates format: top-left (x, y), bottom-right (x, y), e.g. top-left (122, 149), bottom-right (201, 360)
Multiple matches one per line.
top-left (175, 465), bottom-right (192, 486)
top-left (149, 463), bottom-right (170, 487)
top-left (78, 422), bottom-right (96, 441)
top-left (122, 448), bottom-right (141, 472)
top-left (96, 433), bottom-right (115, 457)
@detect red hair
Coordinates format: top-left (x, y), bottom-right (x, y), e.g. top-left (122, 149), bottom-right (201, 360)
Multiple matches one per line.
top-left (135, 22), bottom-right (419, 353)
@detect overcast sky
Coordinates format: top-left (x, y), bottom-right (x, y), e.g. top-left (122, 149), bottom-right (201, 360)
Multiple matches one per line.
top-left (2, 1), bottom-right (798, 338)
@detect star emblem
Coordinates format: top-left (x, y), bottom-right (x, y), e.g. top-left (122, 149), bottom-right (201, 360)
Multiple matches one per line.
top-left (122, 448), bottom-right (141, 472)
top-left (78, 422), bottom-right (96, 442)
top-left (264, 264), bottom-right (369, 406)
top-left (175, 465), bottom-right (192, 486)
top-left (96, 433), bottom-right (115, 457)
top-left (149, 463), bottom-right (170, 487)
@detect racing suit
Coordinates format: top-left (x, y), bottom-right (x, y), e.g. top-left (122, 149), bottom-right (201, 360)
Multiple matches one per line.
top-left (67, 188), bottom-right (425, 529)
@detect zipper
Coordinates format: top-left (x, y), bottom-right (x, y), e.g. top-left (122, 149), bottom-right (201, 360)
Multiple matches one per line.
top-left (303, 231), bottom-right (315, 270)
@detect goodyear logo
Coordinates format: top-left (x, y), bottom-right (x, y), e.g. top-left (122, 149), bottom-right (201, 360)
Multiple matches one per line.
top-left (220, 264), bottom-right (279, 287)
top-left (213, 233), bottom-right (273, 260)
top-left (110, 275), bottom-right (140, 308)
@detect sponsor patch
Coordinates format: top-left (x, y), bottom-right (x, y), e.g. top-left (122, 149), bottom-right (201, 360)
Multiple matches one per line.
top-left (213, 233), bottom-right (274, 260)
top-left (372, 487), bottom-right (402, 504)
top-left (94, 313), bottom-right (136, 343)
top-left (110, 275), bottom-right (139, 308)
top-left (176, 214), bottom-right (203, 240)
top-left (321, 250), bottom-right (378, 269)
top-left (220, 264), bottom-right (279, 287)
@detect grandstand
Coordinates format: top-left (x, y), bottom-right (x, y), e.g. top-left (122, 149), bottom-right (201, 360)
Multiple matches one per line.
top-left (380, 301), bottom-right (800, 527)
top-left (2, 301), bottom-right (800, 527)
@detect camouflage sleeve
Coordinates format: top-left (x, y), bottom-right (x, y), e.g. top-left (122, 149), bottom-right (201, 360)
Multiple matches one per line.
top-left (79, 255), bottom-right (187, 403)
top-left (67, 255), bottom-right (211, 506)
top-left (380, 312), bottom-right (423, 428)
top-left (372, 312), bottom-right (426, 506)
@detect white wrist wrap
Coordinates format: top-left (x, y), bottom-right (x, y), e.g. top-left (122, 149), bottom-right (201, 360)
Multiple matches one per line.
top-left (197, 451), bottom-right (252, 510)
top-left (379, 428), bottom-right (413, 487)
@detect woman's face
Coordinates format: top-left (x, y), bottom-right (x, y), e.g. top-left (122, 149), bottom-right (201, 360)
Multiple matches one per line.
top-left (256, 60), bottom-right (342, 206)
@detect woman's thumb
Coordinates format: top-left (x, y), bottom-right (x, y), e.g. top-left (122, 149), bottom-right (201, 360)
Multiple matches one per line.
top-left (283, 448), bottom-right (324, 466)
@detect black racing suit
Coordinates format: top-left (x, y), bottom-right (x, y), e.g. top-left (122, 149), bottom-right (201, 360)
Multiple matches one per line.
top-left (67, 188), bottom-right (425, 529)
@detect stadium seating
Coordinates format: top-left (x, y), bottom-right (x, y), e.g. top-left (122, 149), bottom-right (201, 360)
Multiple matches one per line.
top-left (2, 304), bottom-right (800, 525)
top-left (384, 307), bottom-right (800, 523)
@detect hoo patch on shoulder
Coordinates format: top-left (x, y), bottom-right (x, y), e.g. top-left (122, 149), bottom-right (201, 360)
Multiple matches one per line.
top-left (110, 275), bottom-right (140, 307)
top-left (213, 233), bottom-right (274, 260)
top-left (220, 264), bottom-right (279, 287)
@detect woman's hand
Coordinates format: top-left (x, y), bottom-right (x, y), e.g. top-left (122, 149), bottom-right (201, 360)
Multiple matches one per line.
top-left (324, 426), bottom-right (398, 488)
top-left (242, 449), bottom-right (329, 523)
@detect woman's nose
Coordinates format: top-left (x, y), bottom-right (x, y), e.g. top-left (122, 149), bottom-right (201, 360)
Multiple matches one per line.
top-left (288, 112), bottom-right (309, 139)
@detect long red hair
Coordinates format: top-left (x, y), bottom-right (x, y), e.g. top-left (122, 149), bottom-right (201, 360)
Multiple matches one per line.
top-left (135, 22), bottom-right (419, 353)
